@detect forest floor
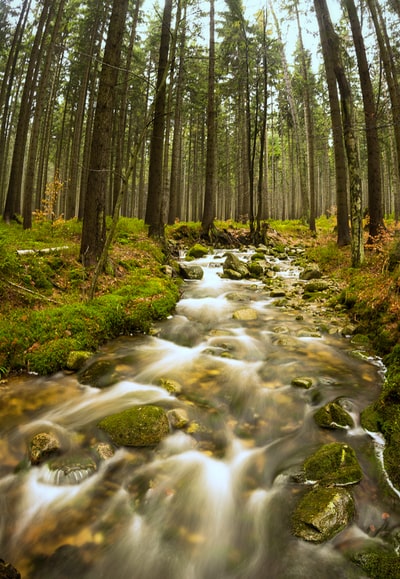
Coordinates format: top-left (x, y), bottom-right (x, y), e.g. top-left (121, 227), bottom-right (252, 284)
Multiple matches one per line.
top-left (1, 215), bottom-right (400, 380)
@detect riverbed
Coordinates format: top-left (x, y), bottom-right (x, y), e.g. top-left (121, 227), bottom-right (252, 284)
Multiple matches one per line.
top-left (0, 248), bottom-right (397, 578)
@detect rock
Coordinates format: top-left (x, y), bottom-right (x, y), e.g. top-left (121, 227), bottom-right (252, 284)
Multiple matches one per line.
top-left (270, 289), bottom-right (287, 298)
top-left (29, 431), bottom-right (62, 465)
top-left (247, 260), bottom-right (265, 278)
top-left (167, 408), bottom-right (189, 429)
top-left (303, 442), bottom-right (362, 486)
top-left (314, 400), bottom-right (354, 430)
top-left (303, 280), bottom-right (331, 293)
top-left (66, 350), bottom-right (92, 371)
top-left (159, 378), bottom-right (183, 395)
top-left (223, 269), bottom-right (243, 280)
top-left (92, 442), bottom-right (115, 461)
top-left (0, 559), bottom-right (21, 579)
top-left (292, 486), bottom-right (355, 543)
top-left (222, 253), bottom-right (249, 279)
top-left (44, 452), bottom-right (97, 485)
top-left (300, 267), bottom-right (322, 280)
top-left (187, 243), bottom-right (209, 258)
top-left (291, 376), bottom-right (313, 389)
top-left (78, 359), bottom-right (119, 388)
top-left (232, 308), bottom-right (258, 321)
top-left (98, 405), bottom-right (170, 447)
top-left (179, 263), bottom-right (204, 280)
top-left (351, 549), bottom-right (400, 578)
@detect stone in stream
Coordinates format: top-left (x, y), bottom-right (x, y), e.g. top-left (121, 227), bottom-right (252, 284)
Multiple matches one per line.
top-left (178, 263), bottom-right (204, 280)
top-left (78, 359), bottom-right (119, 389)
top-left (232, 308), bottom-right (258, 321)
top-left (292, 486), bottom-right (355, 543)
top-left (43, 452), bottom-right (97, 485)
top-left (167, 408), bottom-right (190, 429)
top-left (98, 405), bottom-right (170, 447)
top-left (291, 376), bottom-right (314, 389)
top-left (303, 442), bottom-right (362, 486)
top-left (222, 253), bottom-right (249, 279)
top-left (186, 243), bottom-right (209, 258)
top-left (29, 431), bottom-right (62, 465)
top-left (314, 400), bottom-right (355, 430)
top-left (0, 559), bottom-right (21, 579)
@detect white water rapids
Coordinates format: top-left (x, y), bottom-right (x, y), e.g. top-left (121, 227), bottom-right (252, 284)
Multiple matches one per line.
top-left (0, 248), bottom-right (398, 578)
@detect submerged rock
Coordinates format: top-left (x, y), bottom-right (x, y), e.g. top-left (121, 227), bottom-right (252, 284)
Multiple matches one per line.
top-left (78, 359), bottom-right (119, 389)
top-left (29, 431), bottom-right (62, 465)
top-left (291, 376), bottom-right (313, 389)
top-left (303, 442), bottom-right (362, 486)
top-left (0, 559), bottom-right (21, 579)
top-left (292, 486), bottom-right (355, 543)
top-left (232, 308), bottom-right (258, 321)
top-left (44, 452), bottom-right (97, 485)
top-left (314, 400), bottom-right (354, 430)
top-left (98, 405), bottom-right (170, 447)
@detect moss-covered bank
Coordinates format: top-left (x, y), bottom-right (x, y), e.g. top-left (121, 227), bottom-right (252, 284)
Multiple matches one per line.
top-left (0, 218), bottom-right (180, 377)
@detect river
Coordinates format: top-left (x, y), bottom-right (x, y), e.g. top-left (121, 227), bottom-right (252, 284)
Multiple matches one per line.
top-left (0, 248), bottom-right (398, 578)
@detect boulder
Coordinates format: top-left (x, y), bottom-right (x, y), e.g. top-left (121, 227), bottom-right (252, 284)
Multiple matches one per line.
top-left (292, 486), bottom-right (355, 543)
top-left (98, 405), bottom-right (170, 447)
top-left (29, 431), bottom-right (62, 465)
top-left (303, 442), bottom-right (362, 486)
top-left (300, 267), bottom-right (322, 280)
top-left (303, 280), bottom-right (331, 293)
top-left (179, 263), bottom-right (204, 280)
top-left (186, 243), bottom-right (209, 258)
top-left (314, 400), bottom-right (354, 430)
top-left (222, 253), bottom-right (249, 279)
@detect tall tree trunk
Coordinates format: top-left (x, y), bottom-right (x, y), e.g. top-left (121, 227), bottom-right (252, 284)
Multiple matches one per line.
top-left (3, 0), bottom-right (53, 222)
top-left (201, 0), bottom-right (216, 236)
top-left (314, 0), bottom-right (350, 246)
top-left (145, 0), bottom-right (173, 239)
top-left (314, 0), bottom-right (364, 266)
top-left (80, 0), bottom-right (129, 266)
top-left (23, 0), bottom-right (66, 229)
top-left (343, 0), bottom-right (384, 241)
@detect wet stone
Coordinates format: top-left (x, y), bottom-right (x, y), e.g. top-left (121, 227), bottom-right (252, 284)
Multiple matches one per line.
top-left (314, 400), bottom-right (354, 430)
top-left (300, 267), bottom-right (322, 280)
top-left (222, 253), bottom-right (249, 279)
top-left (303, 442), bottom-right (362, 486)
top-left (98, 405), bottom-right (170, 447)
top-left (44, 452), bottom-right (97, 485)
top-left (292, 486), bottom-right (355, 543)
top-left (159, 378), bottom-right (183, 395)
top-left (232, 308), bottom-right (258, 321)
top-left (167, 408), bottom-right (189, 429)
top-left (78, 359), bottom-right (119, 389)
top-left (0, 559), bottom-right (21, 579)
top-left (66, 350), bottom-right (92, 371)
top-left (29, 431), bottom-right (62, 465)
top-left (291, 377), bottom-right (313, 389)
top-left (179, 263), bottom-right (204, 280)
top-left (186, 243), bottom-right (209, 258)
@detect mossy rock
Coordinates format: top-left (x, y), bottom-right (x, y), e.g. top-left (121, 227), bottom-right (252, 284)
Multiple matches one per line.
top-left (292, 486), bottom-right (355, 543)
top-left (291, 376), bottom-right (313, 389)
top-left (222, 253), bottom-right (249, 279)
top-left (66, 350), bottom-right (92, 371)
top-left (179, 263), bottom-right (204, 280)
top-left (45, 452), bottom-right (97, 485)
top-left (351, 549), bottom-right (400, 578)
top-left (187, 244), bottom-right (209, 258)
top-left (78, 359), bottom-right (119, 388)
top-left (299, 267), bottom-right (322, 280)
top-left (303, 442), bottom-right (362, 486)
top-left (98, 405), bottom-right (170, 447)
top-left (303, 280), bottom-right (331, 293)
top-left (314, 400), bottom-right (354, 430)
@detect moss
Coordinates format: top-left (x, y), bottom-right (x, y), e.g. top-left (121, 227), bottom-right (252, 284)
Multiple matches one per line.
top-left (98, 405), bottom-right (170, 447)
top-left (314, 401), bottom-right (354, 430)
top-left (26, 337), bottom-right (81, 375)
top-left (187, 243), bottom-right (209, 258)
top-left (351, 550), bottom-right (400, 578)
top-left (303, 442), bottom-right (362, 486)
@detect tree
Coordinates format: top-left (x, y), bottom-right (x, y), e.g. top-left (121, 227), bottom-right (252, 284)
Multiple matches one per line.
top-left (145, 0), bottom-right (173, 239)
top-left (201, 0), bottom-right (216, 236)
top-left (80, 0), bottom-right (129, 266)
top-left (314, 0), bottom-right (364, 266)
top-left (343, 0), bottom-right (384, 241)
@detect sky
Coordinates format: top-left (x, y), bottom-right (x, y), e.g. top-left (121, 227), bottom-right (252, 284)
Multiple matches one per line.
top-left (142, 0), bottom-right (343, 67)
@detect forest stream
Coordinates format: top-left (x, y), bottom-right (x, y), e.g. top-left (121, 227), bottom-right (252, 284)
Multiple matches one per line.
top-left (1, 248), bottom-right (399, 579)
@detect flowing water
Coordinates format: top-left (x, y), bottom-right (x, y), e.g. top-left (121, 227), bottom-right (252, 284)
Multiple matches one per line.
top-left (0, 249), bottom-right (398, 578)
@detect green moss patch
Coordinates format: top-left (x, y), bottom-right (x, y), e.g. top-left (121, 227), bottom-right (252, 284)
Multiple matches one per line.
top-left (98, 405), bottom-right (170, 447)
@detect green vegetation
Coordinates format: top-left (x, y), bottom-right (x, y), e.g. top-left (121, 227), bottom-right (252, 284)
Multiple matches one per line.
top-left (0, 218), bottom-right (179, 377)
